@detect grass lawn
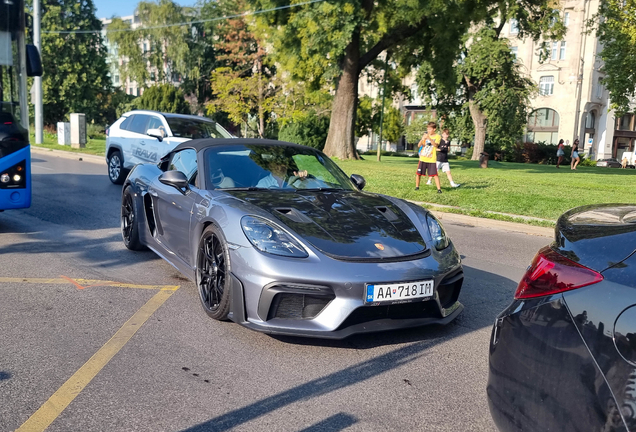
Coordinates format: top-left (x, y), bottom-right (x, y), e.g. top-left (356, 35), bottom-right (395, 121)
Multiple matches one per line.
top-left (336, 156), bottom-right (636, 221)
top-left (30, 133), bottom-right (106, 157)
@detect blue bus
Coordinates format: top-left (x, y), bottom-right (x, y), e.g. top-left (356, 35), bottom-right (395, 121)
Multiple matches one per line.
top-left (1, 0), bottom-right (42, 211)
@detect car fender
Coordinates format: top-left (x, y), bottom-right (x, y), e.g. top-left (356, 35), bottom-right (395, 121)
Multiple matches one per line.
top-left (106, 143), bottom-right (127, 168)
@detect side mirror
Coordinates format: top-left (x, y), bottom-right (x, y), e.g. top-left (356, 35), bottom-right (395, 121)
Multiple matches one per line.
top-left (26, 45), bottom-right (43, 77)
top-left (147, 128), bottom-right (164, 142)
top-left (350, 174), bottom-right (366, 190)
top-left (159, 170), bottom-right (189, 193)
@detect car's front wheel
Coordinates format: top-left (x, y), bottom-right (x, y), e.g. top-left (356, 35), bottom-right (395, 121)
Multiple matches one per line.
top-left (108, 150), bottom-right (126, 184)
top-left (121, 186), bottom-right (146, 251)
top-left (196, 225), bottom-right (231, 320)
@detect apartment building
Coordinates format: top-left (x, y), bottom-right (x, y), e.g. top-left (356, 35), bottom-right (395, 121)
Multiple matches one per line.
top-left (100, 15), bottom-right (180, 98)
top-left (507, 0), bottom-right (635, 160)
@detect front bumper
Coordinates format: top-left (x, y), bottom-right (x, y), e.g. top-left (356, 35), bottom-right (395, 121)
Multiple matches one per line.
top-left (227, 242), bottom-right (464, 339)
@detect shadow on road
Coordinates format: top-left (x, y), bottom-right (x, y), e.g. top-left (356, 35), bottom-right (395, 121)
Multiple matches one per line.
top-left (181, 265), bottom-right (516, 431)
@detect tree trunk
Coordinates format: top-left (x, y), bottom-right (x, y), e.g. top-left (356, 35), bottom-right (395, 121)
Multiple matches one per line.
top-left (257, 58), bottom-right (265, 138)
top-left (468, 99), bottom-right (487, 161)
top-left (323, 31), bottom-right (361, 160)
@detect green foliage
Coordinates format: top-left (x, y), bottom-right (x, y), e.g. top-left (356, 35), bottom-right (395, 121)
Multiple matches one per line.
top-left (355, 96), bottom-right (404, 144)
top-left (107, 0), bottom-right (192, 87)
top-left (382, 106), bottom-right (404, 144)
top-left (87, 123), bottom-right (105, 139)
top-left (29, 0), bottom-right (112, 125)
top-left (130, 84), bottom-right (190, 114)
top-left (403, 113), bottom-right (435, 145)
top-left (278, 112), bottom-right (330, 150)
top-left (597, 0), bottom-right (636, 114)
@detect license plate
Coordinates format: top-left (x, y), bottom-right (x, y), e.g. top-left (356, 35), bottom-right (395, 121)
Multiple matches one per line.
top-left (365, 280), bottom-right (434, 304)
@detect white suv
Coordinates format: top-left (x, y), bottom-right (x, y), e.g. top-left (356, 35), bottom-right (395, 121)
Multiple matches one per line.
top-left (105, 110), bottom-right (233, 184)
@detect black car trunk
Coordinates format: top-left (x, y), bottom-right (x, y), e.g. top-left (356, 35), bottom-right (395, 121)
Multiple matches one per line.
top-left (553, 204), bottom-right (636, 272)
top-left (227, 190), bottom-right (427, 260)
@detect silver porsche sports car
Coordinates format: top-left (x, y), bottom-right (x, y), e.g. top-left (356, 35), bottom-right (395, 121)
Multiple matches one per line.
top-left (121, 139), bottom-right (464, 338)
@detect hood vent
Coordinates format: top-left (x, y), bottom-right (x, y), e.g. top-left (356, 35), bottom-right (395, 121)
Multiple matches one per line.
top-left (274, 207), bottom-right (313, 223)
top-left (376, 206), bottom-right (399, 222)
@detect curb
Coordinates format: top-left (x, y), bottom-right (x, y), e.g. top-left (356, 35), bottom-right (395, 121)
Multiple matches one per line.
top-left (31, 146), bottom-right (106, 165)
top-left (430, 211), bottom-right (554, 238)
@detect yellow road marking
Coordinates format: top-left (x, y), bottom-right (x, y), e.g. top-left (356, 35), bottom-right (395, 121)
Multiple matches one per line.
top-left (0, 277), bottom-right (179, 291)
top-left (15, 288), bottom-right (178, 432)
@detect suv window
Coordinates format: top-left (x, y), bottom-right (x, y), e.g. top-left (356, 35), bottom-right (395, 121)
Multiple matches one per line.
top-left (169, 149), bottom-right (198, 185)
top-left (128, 114), bottom-right (150, 134)
top-left (120, 116), bottom-right (133, 131)
top-left (165, 117), bottom-right (231, 139)
top-left (147, 116), bottom-right (164, 132)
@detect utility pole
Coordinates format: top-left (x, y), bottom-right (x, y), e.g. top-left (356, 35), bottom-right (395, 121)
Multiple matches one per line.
top-left (34, 0), bottom-right (43, 144)
top-left (377, 52), bottom-right (389, 162)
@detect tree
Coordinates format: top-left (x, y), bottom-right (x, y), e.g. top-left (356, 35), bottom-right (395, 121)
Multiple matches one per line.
top-left (597, 0), bottom-right (636, 114)
top-left (278, 111), bottom-right (330, 150)
top-left (417, 4), bottom-right (564, 159)
top-left (30, 0), bottom-right (111, 125)
top-left (249, 0), bottom-right (482, 159)
top-left (206, 67), bottom-right (276, 137)
top-left (107, 0), bottom-right (191, 88)
top-left (132, 84), bottom-right (190, 113)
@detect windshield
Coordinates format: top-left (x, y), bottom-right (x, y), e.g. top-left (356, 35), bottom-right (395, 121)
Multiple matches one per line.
top-left (166, 117), bottom-right (232, 139)
top-left (204, 144), bottom-right (355, 191)
top-left (1, 2), bottom-right (29, 156)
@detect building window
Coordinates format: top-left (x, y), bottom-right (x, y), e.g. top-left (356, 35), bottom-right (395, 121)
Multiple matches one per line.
top-left (539, 76), bottom-right (555, 96)
top-left (551, 42), bottom-right (558, 60)
top-left (114, 74), bottom-right (119, 84)
top-left (128, 88), bottom-right (133, 95)
top-left (151, 72), bottom-right (156, 81)
top-left (510, 18), bottom-right (519, 34)
top-left (527, 108), bottom-right (560, 144)
top-left (564, 12), bottom-right (570, 27)
top-left (586, 112), bottom-right (595, 129)
top-left (559, 41), bottom-right (566, 60)
top-left (143, 42), bottom-right (148, 53)
top-left (618, 114), bottom-right (635, 131)
top-left (511, 46), bottom-right (518, 60)
top-left (596, 78), bottom-right (603, 98)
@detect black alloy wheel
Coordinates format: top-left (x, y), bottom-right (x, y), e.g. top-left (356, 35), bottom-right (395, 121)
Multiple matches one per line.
top-left (196, 225), bottom-right (231, 320)
top-left (121, 186), bottom-right (146, 251)
top-left (108, 151), bottom-right (125, 184)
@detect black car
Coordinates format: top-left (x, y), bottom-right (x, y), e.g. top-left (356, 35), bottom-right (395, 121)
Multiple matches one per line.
top-left (488, 204), bottom-right (636, 432)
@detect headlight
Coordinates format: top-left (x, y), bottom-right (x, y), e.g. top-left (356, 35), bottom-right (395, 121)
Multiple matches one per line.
top-left (241, 216), bottom-right (308, 258)
top-left (426, 214), bottom-right (450, 250)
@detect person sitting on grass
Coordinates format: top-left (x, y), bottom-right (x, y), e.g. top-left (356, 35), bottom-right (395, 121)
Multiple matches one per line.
top-left (427, 128), bottom-right (460, 188)
top-left (415, 122), bottom-right (442, 194)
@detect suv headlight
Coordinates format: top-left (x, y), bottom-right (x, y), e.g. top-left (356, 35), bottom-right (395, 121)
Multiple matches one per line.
top-left (426, 214), bottom-right (450, 250)
top-left (241, 216), bottom-right (308, 258)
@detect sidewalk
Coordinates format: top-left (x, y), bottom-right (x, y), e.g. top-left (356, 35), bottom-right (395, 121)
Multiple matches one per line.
top-left (30, 146), bottom-right (554, 238)
top-left (31, 145), bottom-right (105, 165)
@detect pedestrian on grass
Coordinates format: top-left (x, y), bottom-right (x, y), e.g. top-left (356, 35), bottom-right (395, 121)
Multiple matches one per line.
top-left (571, 139), bottom-right (580, 170)
top-left (556, 139), bottom-right (565, 168)
top-left (427, 129), bottom-right (460, 188)
top-left (415, 122), bottom-right (442, 193)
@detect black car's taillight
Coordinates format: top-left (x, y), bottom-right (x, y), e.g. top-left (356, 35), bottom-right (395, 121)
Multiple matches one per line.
top-left (514, 246), bottom-right (603, 299)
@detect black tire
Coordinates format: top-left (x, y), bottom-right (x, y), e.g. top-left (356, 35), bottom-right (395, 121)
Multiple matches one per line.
top-left (196, 225), bottom-right (232, 320)
top-left (108, 150), bottom-right (126, 184)
top-left (121, 186), bottom-right (146, 251)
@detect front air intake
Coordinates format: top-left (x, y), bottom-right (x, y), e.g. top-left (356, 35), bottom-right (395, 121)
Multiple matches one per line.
top-left (268, 293), bottom-right (334, 320)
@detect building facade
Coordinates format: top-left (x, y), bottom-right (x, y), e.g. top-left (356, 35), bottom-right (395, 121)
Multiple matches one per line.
top-left (508, 0), bottom-right (636, 160)
top-left (100, 16), bottom-right (181, 98)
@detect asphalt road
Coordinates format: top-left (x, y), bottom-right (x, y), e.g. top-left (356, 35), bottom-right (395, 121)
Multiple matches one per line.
top-left (0, 150), bottom-right (549, 432)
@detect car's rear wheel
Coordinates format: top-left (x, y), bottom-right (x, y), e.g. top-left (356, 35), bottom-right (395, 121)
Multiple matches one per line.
top-left (121, 186), bottom-right (146, 251)
top-left (108, 150), bottom-right (125, 184)
top-left (196, 225), bottom-right (231, 320)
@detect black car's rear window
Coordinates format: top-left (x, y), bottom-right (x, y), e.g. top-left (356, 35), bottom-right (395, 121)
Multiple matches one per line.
top-left (166, 118), bottom-right (231, 139)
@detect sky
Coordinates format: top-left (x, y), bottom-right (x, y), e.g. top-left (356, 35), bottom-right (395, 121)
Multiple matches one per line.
top-left (94, 0), bottom-right (194, 19)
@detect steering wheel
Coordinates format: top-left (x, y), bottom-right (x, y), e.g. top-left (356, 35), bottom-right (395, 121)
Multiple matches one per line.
top-left (288, 173), bottom-right (317, 187)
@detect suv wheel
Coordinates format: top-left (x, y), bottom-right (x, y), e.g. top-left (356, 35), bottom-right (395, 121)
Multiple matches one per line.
top-left (108, 150), bottom-right (125, 184)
